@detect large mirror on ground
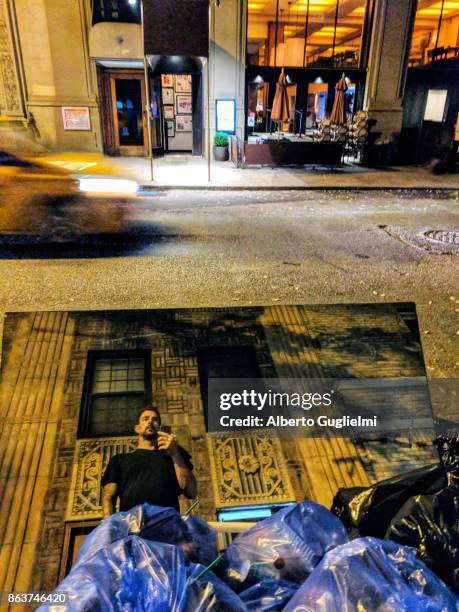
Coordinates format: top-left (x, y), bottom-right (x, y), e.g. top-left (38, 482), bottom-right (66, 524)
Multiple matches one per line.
top-left (3, 303), bottom-right (456, 604)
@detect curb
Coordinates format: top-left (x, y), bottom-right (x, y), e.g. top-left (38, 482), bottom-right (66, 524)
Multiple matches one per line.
top-left (138, 184), bottom-right (458, 192)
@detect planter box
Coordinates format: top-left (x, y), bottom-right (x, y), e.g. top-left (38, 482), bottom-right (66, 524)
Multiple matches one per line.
top-left (229, 136), bottom-right (343, 168)
top-left (213, 145), bottom-right (229, 161)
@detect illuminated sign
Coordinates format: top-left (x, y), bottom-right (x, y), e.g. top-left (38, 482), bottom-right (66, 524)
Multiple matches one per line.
top-left (216, 99), bottom-right (236, 134)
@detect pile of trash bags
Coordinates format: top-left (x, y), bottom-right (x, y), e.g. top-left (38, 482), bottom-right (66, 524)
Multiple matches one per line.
top-left (332, 434), bottom-right (459, 595)
top-left (38, 436), bottom-right (458, 611)
top-left (39, 500), bottom-right (457, 611)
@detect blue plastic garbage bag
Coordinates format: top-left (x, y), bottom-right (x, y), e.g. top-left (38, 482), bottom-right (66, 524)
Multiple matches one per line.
top-left (38, 536), bottom-right (247, 612)
top-left (74, 504), bottom-right (218, 568)
top-left (185, 563), bottom-right (248, 611)
top-left (239, 579), bottom-right (298, 611)
top-left (39, 536), bottom-right (188, 612)
top-left (284, 537), bottom-right (459, 612)
top-left (221, 501), bottom-right (348, 589)
top-left (75, 504), bottom-right (190, 567)
top-left (184, 515), bottom-right (218, 566)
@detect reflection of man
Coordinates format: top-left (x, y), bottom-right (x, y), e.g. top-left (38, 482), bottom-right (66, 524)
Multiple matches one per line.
top-left (101, 406), bottom-right (197, 518)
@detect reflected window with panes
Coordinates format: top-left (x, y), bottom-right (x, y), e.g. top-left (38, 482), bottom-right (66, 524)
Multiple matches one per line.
top-left (79, 350), bottom-right (151, 438)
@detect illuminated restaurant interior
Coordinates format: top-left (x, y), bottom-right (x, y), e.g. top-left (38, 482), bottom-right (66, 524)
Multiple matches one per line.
top-left (409, 0), bottom-right (459, 64)
top-left (247, 0), bottom-right (459, 68)
top-left (247, 0), bottom-right (370, 68)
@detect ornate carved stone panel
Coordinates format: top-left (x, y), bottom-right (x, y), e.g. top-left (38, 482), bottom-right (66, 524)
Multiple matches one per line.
top-left (207, 435), bottom-right (295, 508)
top-left (0, 0), bottom-right (22, 115)
top-left (67, 437), bottom-right (137, 521)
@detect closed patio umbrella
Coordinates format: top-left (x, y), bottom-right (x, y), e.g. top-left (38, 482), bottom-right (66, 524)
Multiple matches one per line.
top-left (330, 73), bottom-right (348, 126)
top-left (271, 68), bottom-right (290, 133)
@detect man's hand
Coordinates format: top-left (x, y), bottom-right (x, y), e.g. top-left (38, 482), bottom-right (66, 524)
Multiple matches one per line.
top-left (157, 431), bottom-right (198, 499)
top-left (157, 430), bottom-right (179, 455)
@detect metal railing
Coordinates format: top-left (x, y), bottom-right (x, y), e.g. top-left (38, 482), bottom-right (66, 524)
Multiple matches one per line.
top-left (208, 521), bottom-right (256, 551)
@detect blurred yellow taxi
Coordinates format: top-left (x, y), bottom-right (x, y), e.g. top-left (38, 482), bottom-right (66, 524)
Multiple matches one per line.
top-left (0, 150), bottom-right (135, 241)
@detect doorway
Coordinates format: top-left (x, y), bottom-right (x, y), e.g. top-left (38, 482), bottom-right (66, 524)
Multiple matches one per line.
top-left (159, 74), bottom-right (193, 154)
top-left (307, 82), bottom-right (329, 127)
top-left (98, 69), bottom-right (149, 156)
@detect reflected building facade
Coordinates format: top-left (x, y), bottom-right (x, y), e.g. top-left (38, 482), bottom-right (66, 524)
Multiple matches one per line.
top-left (0, 305), bottom-right (437, 593)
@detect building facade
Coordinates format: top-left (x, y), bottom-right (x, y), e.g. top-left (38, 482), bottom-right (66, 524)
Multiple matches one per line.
top-left (0, 0), bottom-right (457, 159)
top-left (0, 304), bottom-right (438, 595)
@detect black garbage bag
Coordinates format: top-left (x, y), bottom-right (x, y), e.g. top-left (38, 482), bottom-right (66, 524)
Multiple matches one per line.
top-left (283, 537), bottom-right (459, 611)
top-left (331, 462), bottom-right (445, 538)
top-left (386, 488), bottom-right (459, 595)
top-left (239, 578), bottom-right (298, 611)
top-left (38, 536), bottom-right (247, 612)
top-left (386, 435), bottom-right (459, 594)
top-left (220, 501), bottom-right (348, 590)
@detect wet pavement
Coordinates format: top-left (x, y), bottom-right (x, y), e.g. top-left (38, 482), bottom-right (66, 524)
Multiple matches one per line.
top-left (0, 188), bottom-right (457, 380)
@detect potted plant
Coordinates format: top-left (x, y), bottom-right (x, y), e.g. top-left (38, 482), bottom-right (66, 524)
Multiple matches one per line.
top-left (213, 131), bottom-right (229, 161)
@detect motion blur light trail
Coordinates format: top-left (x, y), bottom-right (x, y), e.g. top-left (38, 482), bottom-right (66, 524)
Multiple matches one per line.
top-left (78, 177), bottom-right (139, 194)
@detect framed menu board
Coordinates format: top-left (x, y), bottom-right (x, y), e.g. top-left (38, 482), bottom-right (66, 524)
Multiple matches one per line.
top-left (62, 107), bottom-right (91, 130)
top-left (215, 99), bottom-right (236, 134)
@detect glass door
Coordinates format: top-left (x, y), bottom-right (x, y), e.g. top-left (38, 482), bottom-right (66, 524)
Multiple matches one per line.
top-left (110, 73), bottom-right (147, 156)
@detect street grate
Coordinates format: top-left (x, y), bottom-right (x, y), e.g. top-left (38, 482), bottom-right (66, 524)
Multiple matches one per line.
top-left (424, 230), bottom-right (459, 245)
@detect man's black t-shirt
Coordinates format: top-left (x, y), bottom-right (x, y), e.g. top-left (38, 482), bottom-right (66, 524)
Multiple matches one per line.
top-left (101, 447), bottom-right (193, 512)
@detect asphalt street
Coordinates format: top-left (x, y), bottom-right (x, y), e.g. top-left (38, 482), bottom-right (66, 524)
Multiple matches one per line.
top-left (0, 189), bottom-right (457, 379)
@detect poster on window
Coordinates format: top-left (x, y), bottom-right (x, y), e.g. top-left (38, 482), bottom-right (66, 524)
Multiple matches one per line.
top-left (161, 74), bottom-right (173, 88)
top-left (175, 75), bottom-right (192, 93)
top-left (62, 107), bottom-right (91, 130)
top-left (163, 105), bottom-right (174, 119)
top-left (176, 94), bottom-right (192, 114)
top-left (176, 115), bottom-right (192, 132)
top-left (162, 88), bottom-right (174, 104)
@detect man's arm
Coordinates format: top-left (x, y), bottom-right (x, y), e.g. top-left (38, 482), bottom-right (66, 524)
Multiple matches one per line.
top-left (169, 448), bottom-right (198, 499)
top-left (102, 482), bottom-right (118, 518)
top-left (157, 431), bottom-right (197, 499)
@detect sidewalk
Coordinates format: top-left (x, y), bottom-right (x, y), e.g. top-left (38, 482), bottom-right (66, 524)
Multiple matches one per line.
top-left (36, 152), bottom-right (458, 190)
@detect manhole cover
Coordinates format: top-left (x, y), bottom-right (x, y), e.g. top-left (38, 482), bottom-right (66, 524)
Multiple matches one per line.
top-left (381, 226), bottom-right (459, 255)
top-left (424, 230), bottom-right (459, 245)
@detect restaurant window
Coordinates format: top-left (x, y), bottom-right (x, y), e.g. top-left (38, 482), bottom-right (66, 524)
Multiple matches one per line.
top-left (79, 350), bottom-right (151, 438)
top-left (409, 0), bottom-right (459, 66)
top-left (92, 0), bottom-right (141, 25)
top-left (197, 346), bottom-right (261, 425)
top-left (247, 0), bottom-right (371, 68)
